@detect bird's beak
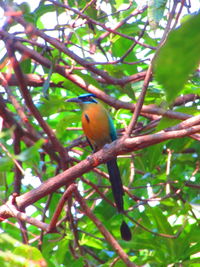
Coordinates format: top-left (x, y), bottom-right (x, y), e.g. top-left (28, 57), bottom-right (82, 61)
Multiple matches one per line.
top-left (66, 97), bottom-right (81, 103)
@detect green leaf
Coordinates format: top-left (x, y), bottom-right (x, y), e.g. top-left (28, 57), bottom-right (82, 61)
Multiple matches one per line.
top-left (18, 2), bottom-right (31, 14)
top-left (156, 116), bottom-right (181, 131)
top-left (34, 3), bottom-right (56, 21)
top-left (20, 58), bottom-right (31, 74)
top-left (70, 257), bottom-right (84, 267)
top-left (112, 37), bottom-right (136, 58)
top-left (0, 157), bottom-right (13, 172)
top-left (85, 6), bottom-right (98, 20)
top-left (154, 13), bottom-right (200, 103)
top-left (56, 113), bottom-right (81, 138)
top-left (114, 0), bottom-right (126, 10)
top-left (38, 95), bottom-right (65, 116)
top-left (139, 143), bottom-right (164, 172)
top-left (0, 234), bottom-right (46, 266)
top-left (1, 1), bottom-right (200, 266)
top-left (73, 71), bottom-right (101, 88)
top-left (14, 246), bottom-right (43, 261)
top-left (0, 172), bottom-right (6, 186)
top-left (16, 139), bottom-right (43, 162)
top-left (146, 206), bottom-right (174, 234)
top-left (42, 64), bottom-right (54, 98)
top-left (80, 235), bottom-right (103, 249)
top-left (23, 13), bottom-right (37, 25)
top-left (148, 0), bottom-right (167, 29)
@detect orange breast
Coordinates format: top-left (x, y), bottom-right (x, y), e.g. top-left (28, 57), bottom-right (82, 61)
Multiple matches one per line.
top-left (81, 103), bottom-right (111, 150)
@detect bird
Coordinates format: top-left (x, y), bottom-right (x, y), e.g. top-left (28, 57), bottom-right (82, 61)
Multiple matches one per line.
top-left (67, 93), bottom-right (132, 241)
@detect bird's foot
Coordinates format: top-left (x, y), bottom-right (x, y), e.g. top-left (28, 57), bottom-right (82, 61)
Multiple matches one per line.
top-left (103, 143), bottom-right (111, 149)
top-left (86, 155), bottom-right (99, 167)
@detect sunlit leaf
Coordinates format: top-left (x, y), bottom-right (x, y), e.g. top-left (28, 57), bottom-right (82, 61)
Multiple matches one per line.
top-left (154, 13), bottom-right (200, 103)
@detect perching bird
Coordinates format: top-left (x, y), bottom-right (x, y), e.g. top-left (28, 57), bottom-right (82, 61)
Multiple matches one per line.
top-left (67, 93), bottom-right (131, 241)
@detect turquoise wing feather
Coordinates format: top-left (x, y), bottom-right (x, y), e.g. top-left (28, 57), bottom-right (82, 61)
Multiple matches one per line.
top-left (108, 115), bottom-right (117, 141)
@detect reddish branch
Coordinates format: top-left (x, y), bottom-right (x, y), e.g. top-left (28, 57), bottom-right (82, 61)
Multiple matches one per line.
top-left (13, 129), bottom-right (23, 194)
top-left (0, 30), bottom-right (194, 122)
top-left (0, 72), bottom-right (64, 88)
top-left (0, 103), bottom-right (199, 261)
top-left (74, 186), bottom-right (136, 267)
top-left (96, 6), bottom-right (147, 43)
top-left (166, 114), bottom-right (200, 131)
top-left (1, 183), bottom-right (135, 266)
top-left (1, 72), bottom-right (198, 111)
top-left (0, 94), bottom-right (60, 164)
top-left (0, 120), bottom-right (199, 216)
top-left (125, 0), bottom-right (183, 138)
top-left (47, 0), bottom-right (154, 50)
top-left (173, 94), bottom-right (200, 106)
top-left (185, 182), bottom-right (200, 189)
top-left (47, 184), bottom-right (76, 232)
top-left (125, 63), bottom-right (153, 136)
top-left (0, 202), bottom-right (49, 230)
top-left (5, 39), bottom-right (69, 170)
top-left (81, 177), bottom-right (114, 208)
top-left (0, 2), bottom-right (197, 264)
top-left (0, 70), bottom-right (147, 87)
top-left (14, 15), bottom-right (137, 85)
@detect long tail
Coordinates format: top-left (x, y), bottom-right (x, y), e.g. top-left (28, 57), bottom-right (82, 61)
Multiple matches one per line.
top-left (107, 158), bottom-right (132, 241)
top-left (107, 158), bottom-right (124, 213)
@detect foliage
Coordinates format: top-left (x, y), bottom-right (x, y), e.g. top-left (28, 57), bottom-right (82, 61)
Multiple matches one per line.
top-left (0, 0), bottom-right (199, 266)
top-left (154, 13), bottom-right (200, 103)
top-left (0, 234), bottom-right (46, 267)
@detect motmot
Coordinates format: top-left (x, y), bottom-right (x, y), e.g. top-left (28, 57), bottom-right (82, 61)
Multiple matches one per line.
top-left (67, 93), bottom-right (131, 241)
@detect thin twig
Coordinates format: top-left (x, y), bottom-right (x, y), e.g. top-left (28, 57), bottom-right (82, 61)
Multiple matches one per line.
top-left (74, 186), bottom-right (136, 267)
top-left (47, 1), bottom-right (153, 49)
top-left (5, 38), bottom-right (69, 170)
top-left (48, 184), bottom-right (76, 232)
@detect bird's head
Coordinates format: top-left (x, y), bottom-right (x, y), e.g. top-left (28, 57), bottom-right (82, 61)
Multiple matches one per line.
top-left (66, 93), bottom-right (98, 106)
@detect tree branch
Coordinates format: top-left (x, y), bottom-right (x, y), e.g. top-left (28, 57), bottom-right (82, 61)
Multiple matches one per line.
top-left (5, 38), bottom-right (69, 169)
top-left (0, 123), bottom-right (199, 217)
top-left (74, 186), bottom-right (136, 267)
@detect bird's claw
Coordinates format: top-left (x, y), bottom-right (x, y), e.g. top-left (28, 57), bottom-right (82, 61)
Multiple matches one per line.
top-left (87, 155), bottom-right (99, 167)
